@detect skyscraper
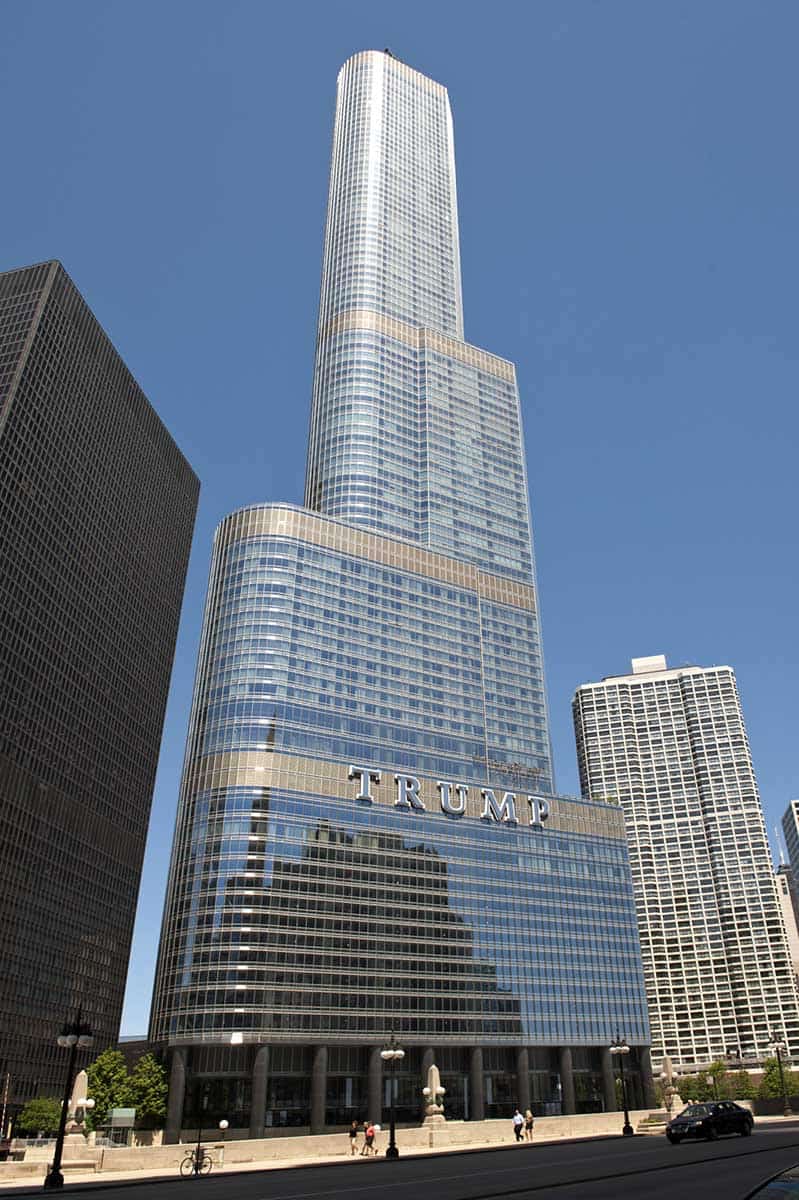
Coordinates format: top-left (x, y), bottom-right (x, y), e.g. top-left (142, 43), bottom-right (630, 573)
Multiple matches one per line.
top-left (782, 800), bottom-right (799, 884)
top-left (152, 51), bottom-right (650, 1137)
top-left (573, 654), bottom-right (799, 1069)
top-left (0, 260), bottom-right (199, 1111)
top-left (775, 866), bottom-right (799, 984)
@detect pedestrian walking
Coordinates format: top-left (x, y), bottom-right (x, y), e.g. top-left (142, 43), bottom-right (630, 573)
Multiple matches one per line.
top-left (524, 1109), bottom-right (535, 1141)
top-left (364, 1122), bottom-right (376, 1155)
top-left (512, 1108), bottom-right (524, 1142)
top-left (348, 1120), bottom-right (359, 1155)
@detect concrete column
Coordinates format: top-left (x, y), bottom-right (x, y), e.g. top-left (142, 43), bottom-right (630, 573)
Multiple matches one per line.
top-left (164, 1048), bottom-right (186, 1144)
top-left (469, 1046), bottom-right (485, 1122)
top-left (421, 1047), bottom-right (436, 1115)
top-left (559, 1046), bottom-right (575, 1115)
top-left (368, 1046), bottom-right (383, 1123)
top-left (601, 1047), bottom-right (617, 1112)
top-left (249, 1045), bottom-right (270, 1138)
top-left (638, 1045), bottom-right (656, 1109)
top-left (628, 1062), bottom-right (643, 1110)
top-left (310, 1045), bottom-right (327, 1134)
top-left (421, 1046), bottom-right (436, 1079)
top-left (516, 1047), bottom-right (530, 1112)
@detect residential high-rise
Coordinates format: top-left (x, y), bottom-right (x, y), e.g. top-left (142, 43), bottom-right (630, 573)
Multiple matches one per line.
top-left (0, 261), bottom-right (199, 1111)
top-left (775, 866), bottom-right (799, 983)
top-left (151, 51), bottom-right (651, 1137)
top-left (782, 801), bottom-right (799, 885)
top-left (573, 654), bottom-right (799, 1069)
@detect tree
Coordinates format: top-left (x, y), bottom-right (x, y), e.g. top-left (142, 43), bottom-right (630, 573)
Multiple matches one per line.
top-left (705, 1065), bottom-right (724, 1099)
top-left (758, 1057), bottom-right (799, 1100)
top-left (728, 1070), bottom-right (755, 1099)
top-left (86, 1049), bottom-right (132, 1129)
top-left (707, 1060), bottom-right (728, 1099)
top-left (128, 1054), bottom-right (168, 1129)
top-left (17, 1097), bottom-right (62, 1136)
top-left (680, 1071), bottom-right (713, 1102)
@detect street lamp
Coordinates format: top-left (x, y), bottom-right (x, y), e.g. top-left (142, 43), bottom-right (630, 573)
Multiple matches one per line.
top-left (380, 1035), bottom-right (405, 1159)
top-left (217, 1119), bottom-right (229, 1166)
top-left (609, 1035), bottom-right (634, 1136)
top-left (43, 1010), bottom-right (93, 1190)
top-left (768, 1032), bottom-right (793, 1118)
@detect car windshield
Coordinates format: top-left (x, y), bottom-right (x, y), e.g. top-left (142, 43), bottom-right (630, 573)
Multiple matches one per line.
top-left (746, 1171), bottom-right (799, 1197)
top-left (680, 1105), bottom-right (711, 1117)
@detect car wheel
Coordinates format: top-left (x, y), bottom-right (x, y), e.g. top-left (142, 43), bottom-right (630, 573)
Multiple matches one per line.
top-left (667, 1133), bottom-right (681, 1144)
top-left (741, 1122), bottom-right (752, 1137)
top-left (706, 1127), bottom-right (718, 1141)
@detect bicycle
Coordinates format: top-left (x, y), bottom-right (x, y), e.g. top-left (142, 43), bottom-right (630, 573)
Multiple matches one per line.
top-left (179, 1146), bottom-right (213, 1177)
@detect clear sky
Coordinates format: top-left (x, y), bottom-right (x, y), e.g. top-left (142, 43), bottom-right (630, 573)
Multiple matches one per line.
top-left (2, 1), bottom-right (797, 1036)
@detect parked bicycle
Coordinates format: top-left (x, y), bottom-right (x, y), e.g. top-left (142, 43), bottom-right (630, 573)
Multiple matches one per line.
top-left (179, 1146), bottom-right (213, 1177)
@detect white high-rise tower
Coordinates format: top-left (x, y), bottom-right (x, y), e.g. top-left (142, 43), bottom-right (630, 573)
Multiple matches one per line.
top-left (573, 655), bottom-right (799, 1068)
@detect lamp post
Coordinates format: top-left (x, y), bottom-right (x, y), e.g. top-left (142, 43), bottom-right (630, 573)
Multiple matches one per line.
top-left (380, 1035), bottom-right (405, 1160)
top-left (609, 1035), bottom-right (633, 1136)
top-left (768, 1032), bottom-right (793, 1118)
top-left (217, 1119), bottom-right (229, 1166)
top-left (43, 1010), bottom-right (93, 1190)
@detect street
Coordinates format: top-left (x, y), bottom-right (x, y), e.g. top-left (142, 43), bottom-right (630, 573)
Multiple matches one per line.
top-left (13, 1120), bottom-right (799, 1200)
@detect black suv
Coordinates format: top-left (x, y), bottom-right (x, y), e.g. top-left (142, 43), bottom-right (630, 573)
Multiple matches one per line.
top-left (666, 1101), bottom-right (754, 1143)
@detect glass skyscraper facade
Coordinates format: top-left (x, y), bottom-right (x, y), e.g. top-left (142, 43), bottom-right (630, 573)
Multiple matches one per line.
top-left (152, 52), bottom-right (651, 1136)
top-left (0, 260), bottom-right (198, 1113)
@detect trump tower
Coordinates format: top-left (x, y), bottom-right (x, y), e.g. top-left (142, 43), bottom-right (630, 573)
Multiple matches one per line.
top-left (150, 51), bottom-right (653, 1136)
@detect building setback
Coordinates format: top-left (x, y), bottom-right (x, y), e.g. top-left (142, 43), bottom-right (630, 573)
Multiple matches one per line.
top-left (151, 51), bottom-right (651, 1136)
top-left (573, 655), bottom-right (799, 1070)
top-left (0, 261), bottom-right (199, 1110)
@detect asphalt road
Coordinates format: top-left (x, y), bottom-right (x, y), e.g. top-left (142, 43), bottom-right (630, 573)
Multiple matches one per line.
top-left (26, 1121), bottom-right (799, 1200)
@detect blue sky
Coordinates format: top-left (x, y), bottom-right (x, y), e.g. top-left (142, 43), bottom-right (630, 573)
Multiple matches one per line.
top-left (2, 1), bottom-right (797, 1036)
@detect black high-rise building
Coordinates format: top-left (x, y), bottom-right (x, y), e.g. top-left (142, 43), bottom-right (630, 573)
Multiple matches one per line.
top-left (0, 260), bottom-right (199, 1112)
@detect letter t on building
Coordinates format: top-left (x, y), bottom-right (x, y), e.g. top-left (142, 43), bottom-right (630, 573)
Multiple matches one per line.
top-left (348, 765), bottom-right (382, 802)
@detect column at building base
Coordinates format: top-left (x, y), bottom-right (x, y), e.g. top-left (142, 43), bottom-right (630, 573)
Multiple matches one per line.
top-left (516, 1048), bottom-right (530, 1112)
top-left (470, 1047), bottom-right (484, 1122)
top-left (164, 1048), bottom-right (186, 1144)
top-left (559, 1047), bottom-right (575, 1116)
top-left (368, 1046), bottom-right (383, 1124)
top-left (639, 1045), bottom-right (656, 1108)
top-left (601, 1046), bottom-right (617, 1112)
top-left (250, 1045), bottom-right (270, 1138)
top-left (310, 1046), bottom-right (327, 1134)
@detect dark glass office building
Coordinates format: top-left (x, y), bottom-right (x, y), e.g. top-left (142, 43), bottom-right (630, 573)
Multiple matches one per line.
top-left (151, 53), bottom-right (651, 1136)
top-left (0, 260), bottom-right (199, 1111)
